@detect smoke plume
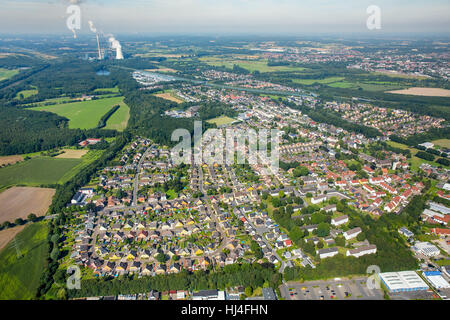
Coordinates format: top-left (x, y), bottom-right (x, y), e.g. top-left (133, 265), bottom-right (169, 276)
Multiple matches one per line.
top-left (109, 36), bottom-right (124, 60)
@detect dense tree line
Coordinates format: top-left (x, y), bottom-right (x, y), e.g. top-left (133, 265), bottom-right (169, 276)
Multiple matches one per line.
top-left (415, 151), bottom-right (435, 161)
top-left (67, 263), bottom-right (281, 298)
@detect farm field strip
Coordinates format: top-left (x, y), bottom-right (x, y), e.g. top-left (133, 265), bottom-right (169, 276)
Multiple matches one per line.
top-left (0, 155), bottom-right (24, 167)
top-left (55, 149), bottom-right (88, 159)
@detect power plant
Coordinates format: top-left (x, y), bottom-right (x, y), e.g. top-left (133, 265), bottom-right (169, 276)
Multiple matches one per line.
top-left (86, 20), bottom-right (124, 61)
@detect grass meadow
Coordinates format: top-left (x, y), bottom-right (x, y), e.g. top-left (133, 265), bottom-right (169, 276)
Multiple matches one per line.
top-left (29, 96), bottom-right (127, 129)
top-left (0, 222), bottom-right (49, 300)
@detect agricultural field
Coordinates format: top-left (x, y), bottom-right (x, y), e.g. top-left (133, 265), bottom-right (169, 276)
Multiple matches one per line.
top-left (0, 222), bottom-right (49, 300)
top-left (371, 71), bottom-right (430, 79)
top-left (327, 80), bottom-right (405, 91)
top-left (206, 116), bottom-right (237, 126)
top-left (0, 155), bottom-right (24, 167)
top-left (55, 149), bottom-right (88, 159)
top-left (432, 139), bottom-right (450, 149)
top-left (0, 68), bottom-right (19, 81)
top-left (291, 75), bottom-right (406, 92)
top-left (0, 157), bottom-right (83, 190)
top-left (293, 77), bottom-right (345, 85)
top-left (0, 187), bottom-right (55, 224)
top-left (28, 96), bottom-right (126, 129)
top-left (154, 91), bottom-right (184, 104)
top-left (199, 56), bottom-right (306, 73)
top-left (145, 67), bottom-right (177, 73)
top-left (386, 87), bottom-right (450, 97)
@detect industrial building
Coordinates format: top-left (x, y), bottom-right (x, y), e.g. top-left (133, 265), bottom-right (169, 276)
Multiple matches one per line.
top-left (399, 227), bottom-right (414, 238)
top-left (423, 271), bottom-right (450, 289)
top-left (379, 271), bottom-right (429, 293)
top-left (413, 241), bottom-right (441, 257)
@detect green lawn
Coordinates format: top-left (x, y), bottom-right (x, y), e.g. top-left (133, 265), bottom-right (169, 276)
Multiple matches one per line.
top-left (0, 157), bottom-right (82, 189)
top-left (0, 68), bottom-right (19, 81)
top-left (0, 222), bottom-right (49, 300)
top-left (206, 116), bottom-right (236, 126)
top-left (29, 96), bottom-right (126, 129)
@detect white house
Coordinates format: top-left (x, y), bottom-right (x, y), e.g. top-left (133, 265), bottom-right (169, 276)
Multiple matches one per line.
top-left (317, 247), bottom-right (339, 259)
top-left (311, 195), bottom-right (326, 204)
top-left (343, 227), bottom-right (362, 240)
top-left (331, 215), bottom-right (349, 227)
top-left (346, 245), bottom-right (377, 258)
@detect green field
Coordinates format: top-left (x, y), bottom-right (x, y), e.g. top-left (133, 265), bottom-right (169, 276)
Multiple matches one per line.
top-left (0, 222), bottom-right (49, 300)
top-left (0, 68), bottom-right (19, 81)
top-left (200, 57), bottom-right (306, 73)
top-left (327, 80), bottom-right (405, 91)
top-left (293, 77), bottom-right (345, 85)
top-left (94, 86), bottom-right (120, 93)
top-left (29, 96), bottom-right (126, 129)
top-left (370, 71), bottom-right (429, 80)
top-left (206, 116), bottom-right (236, 126)
top-left (104, 103), bottom-right (130, 131)
top-left (0, 157), bottom-right (83, 189)
top-left (15, 87), bottom-right (38, 99)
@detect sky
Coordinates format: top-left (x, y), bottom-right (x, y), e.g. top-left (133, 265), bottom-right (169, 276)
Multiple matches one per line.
top-left (0, 0), bottom-right (449, 35)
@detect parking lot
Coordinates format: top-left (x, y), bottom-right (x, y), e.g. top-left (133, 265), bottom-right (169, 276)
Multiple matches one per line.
top-left (389, 290), bottom-right (439, 300)
top-left (281, 278), bottom-right (384, 300)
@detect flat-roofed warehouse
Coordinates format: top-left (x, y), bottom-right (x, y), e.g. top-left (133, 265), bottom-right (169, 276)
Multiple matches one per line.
top-left (379, 271), bottom-right (429, 293)
top-left (423, 271), bottom-right (450, 289)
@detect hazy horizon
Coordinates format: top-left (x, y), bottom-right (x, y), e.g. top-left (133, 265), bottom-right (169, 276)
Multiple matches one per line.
top-left (0, 0), bottom-right (449, 36)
